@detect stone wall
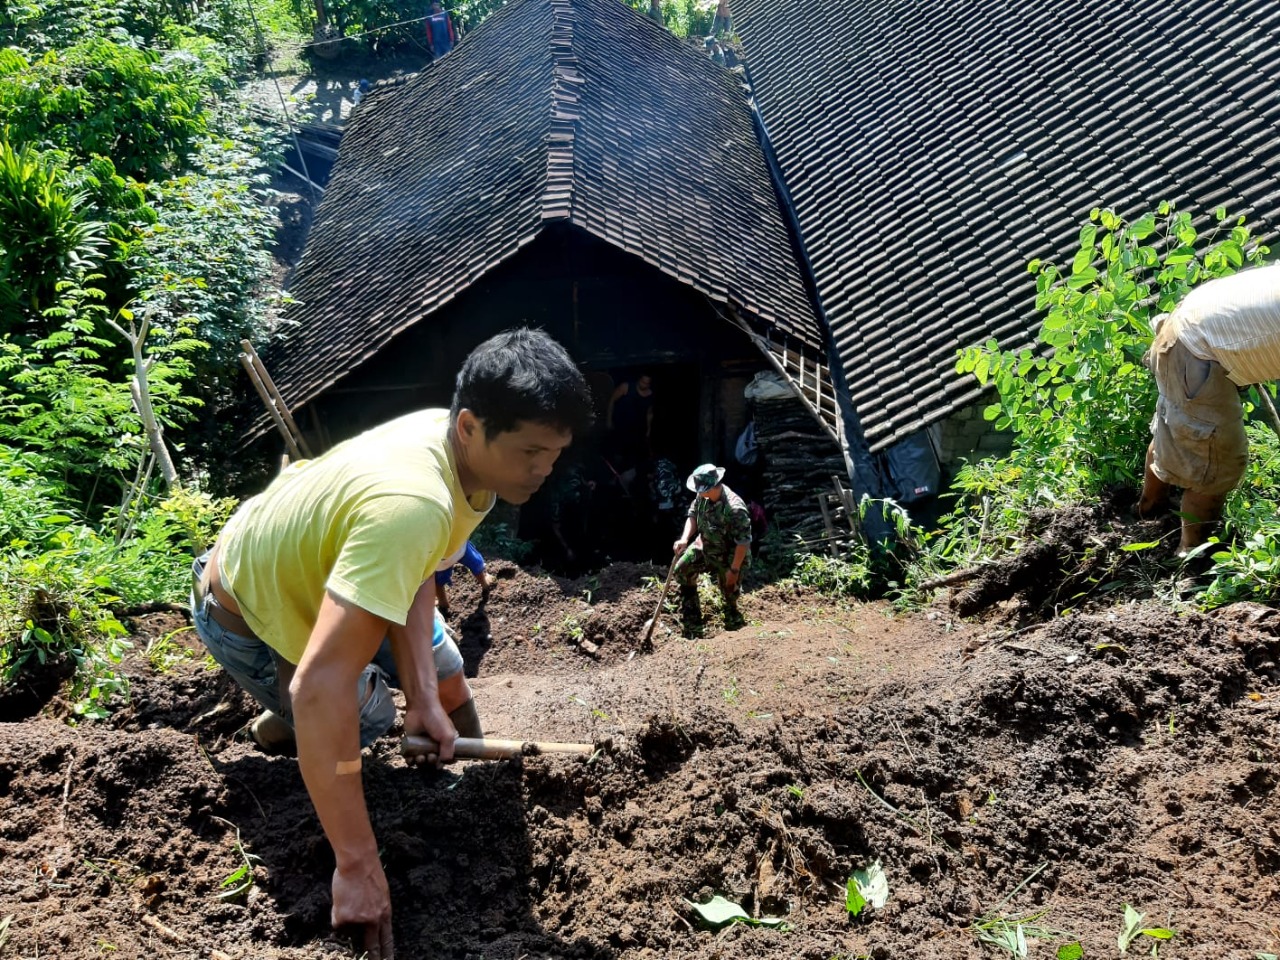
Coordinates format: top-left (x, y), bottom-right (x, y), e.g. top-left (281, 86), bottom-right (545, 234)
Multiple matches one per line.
top-left (753, 395), bottom-right (847, 542)
top-left (937, 398), bottom-right (1015, 467)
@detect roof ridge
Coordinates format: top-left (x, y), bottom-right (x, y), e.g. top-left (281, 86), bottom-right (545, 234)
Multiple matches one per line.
top-left (542, 0), bottom-right (582, 221)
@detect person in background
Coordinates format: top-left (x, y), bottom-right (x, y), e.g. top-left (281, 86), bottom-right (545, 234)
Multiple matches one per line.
top-left (424, 0), bottom-right (455, 57)
top-left (426, 1), bottom-right (456, 58)
top-left (190, 328), bottom-right (592, 960)
top-left (606, 373), bottom-right (654, 479)
top-left (1138, 263), bottom-right (1280, 555)
top-left (672, 463), bottom-right (752, 624)
top-left (434, 540), bottom-right (493, 617)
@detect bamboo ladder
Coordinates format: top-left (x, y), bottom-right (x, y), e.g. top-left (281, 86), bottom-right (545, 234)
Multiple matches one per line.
top-left (239, 340), bottom-right (313, 462)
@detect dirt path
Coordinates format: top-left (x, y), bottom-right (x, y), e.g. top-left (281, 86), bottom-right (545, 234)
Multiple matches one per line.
top-left (1, 562), bottom-right (1278, 959)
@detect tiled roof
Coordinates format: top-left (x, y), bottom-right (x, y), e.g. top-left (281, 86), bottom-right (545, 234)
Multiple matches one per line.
top-left (269, 0), bottom-right (821, 413)
top-left (734, 0), bottom-right (1280, 451)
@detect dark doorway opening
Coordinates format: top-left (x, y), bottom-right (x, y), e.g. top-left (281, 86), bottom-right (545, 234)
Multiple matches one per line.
top-left (518, 363), bottom-right (704, 575)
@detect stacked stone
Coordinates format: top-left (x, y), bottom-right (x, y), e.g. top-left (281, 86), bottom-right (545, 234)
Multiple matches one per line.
top-left (753, 396), bottom-right (848, 542)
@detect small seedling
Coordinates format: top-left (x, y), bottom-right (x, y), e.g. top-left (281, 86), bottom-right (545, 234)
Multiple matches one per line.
top-left (971, 912), bottom-right (1067, 957)
top-left (146, 625), bottom-right (195, 673)
top-left (684, 894), bottom-right (788, 931)
top-left (0, 915), bottom-right (12, 950)
top-left (786, 784), bottom-right (805, 799)
top-left (845, 860), bottom-right (889, 918)
top-left (214, 821), bottom-right (261, 901)
top-left (970, 864), bottom-right (1076, 957)
top-left (1118, 905), bottom-right (1175, 955)
top-left (722, 678), bottom-right (741, 705)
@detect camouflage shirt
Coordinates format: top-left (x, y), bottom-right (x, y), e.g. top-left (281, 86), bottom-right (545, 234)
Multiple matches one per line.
top-left (689, 484), bottom-right (752, 560)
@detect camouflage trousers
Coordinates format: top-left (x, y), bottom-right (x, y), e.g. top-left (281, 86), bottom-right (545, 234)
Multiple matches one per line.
top-left (673, 543), bottom-right (742, 606)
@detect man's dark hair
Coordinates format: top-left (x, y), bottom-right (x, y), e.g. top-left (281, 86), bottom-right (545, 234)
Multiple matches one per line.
top-left (452, 328), bottom-right (594, 439)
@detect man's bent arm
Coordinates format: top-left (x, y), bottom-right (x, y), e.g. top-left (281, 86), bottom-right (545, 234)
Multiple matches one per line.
top-left (386, 579), bottom-right (457, 760)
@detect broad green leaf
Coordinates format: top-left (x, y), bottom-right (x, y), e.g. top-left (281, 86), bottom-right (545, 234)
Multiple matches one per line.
top-left (684, 896), bottom-right (787, 930)
top-left (1121, 541), bottom-right (1161, 552)
top-left (1141, 927), bottom-right (1175, 940)
top-left (1119, 904), bottom-right (1144, 953)
top-left (1256, 953), bottom-right (1278, 960)
top-left (1057, 942), bottom-right (1084, 960)
top-left (685, 895), bottom-right (748, 927)
top-left (1131, 213), bottom-right (1157, 238)
top-left (845, 878), bottom-right (867, 917)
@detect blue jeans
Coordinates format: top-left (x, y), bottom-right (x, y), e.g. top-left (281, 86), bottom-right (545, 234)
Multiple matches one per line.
top-left (191, 552), bottom-right (456, 749)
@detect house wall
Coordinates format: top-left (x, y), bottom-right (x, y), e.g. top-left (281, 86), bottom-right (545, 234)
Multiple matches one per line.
top-left (302, 223), bottom-right (768, 469)
top-left (936, 398), bottom-right (1015, 467)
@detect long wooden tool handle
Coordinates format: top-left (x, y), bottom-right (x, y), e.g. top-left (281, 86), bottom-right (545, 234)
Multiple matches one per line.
top-left (400, 735), bottom-right (595, 761)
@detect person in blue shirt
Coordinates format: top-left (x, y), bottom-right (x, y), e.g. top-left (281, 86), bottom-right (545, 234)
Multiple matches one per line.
top-left (425, 2), bottom-right (456, 58)
top-left (434, 540), bottom-right (492, 617)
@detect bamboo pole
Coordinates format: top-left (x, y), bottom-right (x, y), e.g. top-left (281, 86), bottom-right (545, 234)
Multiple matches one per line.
top-left (241, 340), bottom-right (313, 458)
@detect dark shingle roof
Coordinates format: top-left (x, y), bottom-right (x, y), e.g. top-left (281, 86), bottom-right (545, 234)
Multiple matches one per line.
top-left (735, 0), bottom-right (1280, 451)
top-left (270, 0), bottom-right (821, 412)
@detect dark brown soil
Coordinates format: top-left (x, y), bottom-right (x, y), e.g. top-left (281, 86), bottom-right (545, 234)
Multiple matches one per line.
top-left (2, 561), bottom-right (1278, 959)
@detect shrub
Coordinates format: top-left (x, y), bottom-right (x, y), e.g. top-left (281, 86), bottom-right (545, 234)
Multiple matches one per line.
top-left (0, 139), bottom-right (108, 324)
top-left (0, 39), bottom-right (212, 181)
top-left (957, 205), bottom-right (1266, 501)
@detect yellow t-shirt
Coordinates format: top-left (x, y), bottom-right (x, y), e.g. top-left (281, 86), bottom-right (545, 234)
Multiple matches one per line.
top-left (217, 409), bottom-right (494, 664)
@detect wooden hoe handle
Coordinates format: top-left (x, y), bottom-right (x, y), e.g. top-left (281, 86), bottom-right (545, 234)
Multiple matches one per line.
top-left (400, 735), bottom-right (595, 762)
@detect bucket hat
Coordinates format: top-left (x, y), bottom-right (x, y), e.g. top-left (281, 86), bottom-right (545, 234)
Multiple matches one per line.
top-left (686, 463), bottom-right (726, 493)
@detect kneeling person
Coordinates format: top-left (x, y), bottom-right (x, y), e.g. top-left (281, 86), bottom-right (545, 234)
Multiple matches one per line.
top-left (190, 328), bottom-right (592, 959)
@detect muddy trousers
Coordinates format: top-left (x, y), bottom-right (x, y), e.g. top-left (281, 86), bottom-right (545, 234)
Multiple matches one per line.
top-left (673, 544), bottom-right (740, 608)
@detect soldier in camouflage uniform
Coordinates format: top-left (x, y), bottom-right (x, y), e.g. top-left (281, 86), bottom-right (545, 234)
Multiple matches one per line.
top-left (673, 463), bottom-right (752, 620)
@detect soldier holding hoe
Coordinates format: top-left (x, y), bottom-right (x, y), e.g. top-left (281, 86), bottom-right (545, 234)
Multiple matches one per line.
top-left (672, 463), bottom-right (753, 623)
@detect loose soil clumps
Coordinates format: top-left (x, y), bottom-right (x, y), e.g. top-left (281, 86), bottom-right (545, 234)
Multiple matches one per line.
top-left (1, 562), bottom-right (1277, 959)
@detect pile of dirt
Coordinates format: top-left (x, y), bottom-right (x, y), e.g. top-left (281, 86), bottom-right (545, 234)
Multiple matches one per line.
top-left (1, 562), bottom-right (1277, 959)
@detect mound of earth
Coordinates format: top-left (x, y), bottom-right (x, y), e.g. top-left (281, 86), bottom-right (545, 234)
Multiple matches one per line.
top-left (1, 560), bottom-right (1278, 959)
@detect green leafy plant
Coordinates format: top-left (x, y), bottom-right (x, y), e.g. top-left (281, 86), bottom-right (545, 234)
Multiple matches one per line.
top-left (957, 204), bottom-right (1264, 499)
top-left (786, 552), bottom-right (874, 598)
top-left (1118, 905), bottom-right (1175, 955)
top-left (213, 819), bottom-right (262, 901)
top-left (721, 677), bottom-right (740, 705)
top-left (969, 864), bottom-right (1078, 958)
top-left (0, 139), bottom-right (108, 322)
top-left (145, 625), bottom-right (196, 673)
top-left (845, 860), bottom-right (889, 918)
top-left (684, 894), bottom-right (788, 931)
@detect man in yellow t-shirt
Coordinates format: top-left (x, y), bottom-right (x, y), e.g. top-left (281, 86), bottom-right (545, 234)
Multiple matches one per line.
top-left (190, 329), bottom-right (592, 960)
top-left (1139, 263), bottom-right (1280, 554)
